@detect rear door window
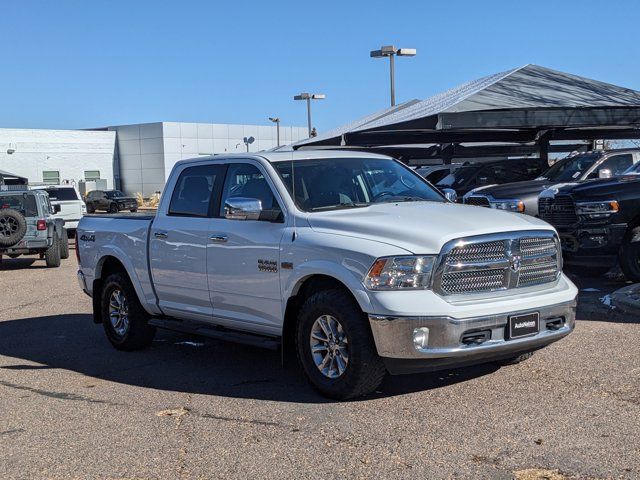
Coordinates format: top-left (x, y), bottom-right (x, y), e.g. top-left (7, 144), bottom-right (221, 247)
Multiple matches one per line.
top-left (168, 165), bottom-right (225, 217)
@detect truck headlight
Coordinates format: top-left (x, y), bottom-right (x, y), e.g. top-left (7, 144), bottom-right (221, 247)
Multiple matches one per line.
top-left (576, 200), bottom-right (619, 219)
top-left (490, 199), bottom-right (525, 213)
top-left (364, 256), bottom-right (436, 290)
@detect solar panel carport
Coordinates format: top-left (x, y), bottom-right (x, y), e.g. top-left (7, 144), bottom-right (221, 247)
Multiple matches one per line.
top-left (295, 64), bottom-right (640, 164)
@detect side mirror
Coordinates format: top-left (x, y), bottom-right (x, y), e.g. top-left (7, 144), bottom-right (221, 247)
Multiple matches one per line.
top-left (224, 197), bottom-right (262, 221)
top-left (598, 168), bottom-right (612, 179)
top-left (53, 204), bottom-right (61, 214)
top-left (442, 188), bottom-right (458, 203)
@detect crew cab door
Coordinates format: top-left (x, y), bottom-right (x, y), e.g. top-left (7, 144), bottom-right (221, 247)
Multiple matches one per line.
top-left (206, 161), bottom-right (287, 333)
top-left (149, 163), bottom-right (225, 321)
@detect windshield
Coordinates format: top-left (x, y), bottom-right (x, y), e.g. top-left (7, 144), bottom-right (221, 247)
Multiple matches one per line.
top-left (541, 154), bottom-right (600, 182)
top-left (42, 188), bottom-right (79, 201)
top-left (624, 162), bottom-right (640, 175)
top-left (436, 166), bottom-right (479, 187)
top-left (274, 157), bottom-right (445, 212)
top-left (105, 190), bottom-right (125, 198)
top-left (0, 193), bottom-right (39, 216)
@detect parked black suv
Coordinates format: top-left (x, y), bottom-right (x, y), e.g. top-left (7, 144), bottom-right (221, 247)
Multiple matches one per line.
top-left (85, 190), bottom-right (138, 213)
top-left (435, 157), bottom-right (548, 199)
top-left (538, 162), bottom-right (640, 280)
top-left (463, 150), bottom-right (640, 215)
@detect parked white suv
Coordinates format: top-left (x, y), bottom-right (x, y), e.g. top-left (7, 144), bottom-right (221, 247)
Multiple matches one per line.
top-left (76, 151), bottom-right (577, 399)
top-left (32, 185), bottom-right (86, 233)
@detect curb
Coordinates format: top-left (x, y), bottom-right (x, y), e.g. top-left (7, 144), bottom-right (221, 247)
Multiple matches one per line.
top-left (610, 284), bottom-right (640, 315)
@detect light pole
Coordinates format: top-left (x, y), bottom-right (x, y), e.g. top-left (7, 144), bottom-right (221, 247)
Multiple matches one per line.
top-left (293, 92), bottom-right (325, 137)
top-left (370, 46), bottom-right (416, 106)
top-left (268, 117), bottom-right (280, 147)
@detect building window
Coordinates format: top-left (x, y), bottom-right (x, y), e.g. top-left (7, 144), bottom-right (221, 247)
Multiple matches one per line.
top-left (42, 171), bottom-right (60, 185)
top-left (85, 170), bottom-right (101, 182)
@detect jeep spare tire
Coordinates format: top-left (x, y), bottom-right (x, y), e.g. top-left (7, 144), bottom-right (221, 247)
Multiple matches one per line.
top-left (0, 209), bottom-right (27, 247)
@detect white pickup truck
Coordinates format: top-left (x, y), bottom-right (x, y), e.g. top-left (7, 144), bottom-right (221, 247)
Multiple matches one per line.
top-left (76, 151), bottom-right (578, 399)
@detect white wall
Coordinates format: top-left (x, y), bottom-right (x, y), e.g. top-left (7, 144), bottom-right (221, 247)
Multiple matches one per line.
top-left (111, 122), bottom-right (308, 196)
top-left (0, 128), bottom-right (115, 188)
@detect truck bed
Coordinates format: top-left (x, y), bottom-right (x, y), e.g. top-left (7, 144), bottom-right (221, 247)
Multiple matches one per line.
top-left (77, 214), bottom-right (159, 312)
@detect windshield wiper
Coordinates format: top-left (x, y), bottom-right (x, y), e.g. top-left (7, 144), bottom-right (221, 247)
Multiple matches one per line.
top-left (310, 202), bottom-right (369, 211)
top-left (377, 196), bottom-right (426, 204)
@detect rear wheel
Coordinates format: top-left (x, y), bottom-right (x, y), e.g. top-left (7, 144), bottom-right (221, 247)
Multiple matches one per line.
top-left (44, 235), bottom-right (61, 268)
top-left (109, 203), bottom-right (119, 214)
top-left (59, 228), bottom-right (69, 259)
top-left (101, 272), bottom-right (155, 350)
top-left (296, 289), bottom-right (386, 400)
top-left (619, 226), bottom-right (640, 282)
top-left (86, 203), bottom-right (95, 214)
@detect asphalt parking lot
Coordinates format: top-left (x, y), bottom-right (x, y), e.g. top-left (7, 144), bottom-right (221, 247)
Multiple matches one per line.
top-left (0, 249), bottom-right (638, 479)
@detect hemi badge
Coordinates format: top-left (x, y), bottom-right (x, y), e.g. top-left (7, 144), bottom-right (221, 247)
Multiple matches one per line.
top-left (281, 262), bottom-right (293, 270)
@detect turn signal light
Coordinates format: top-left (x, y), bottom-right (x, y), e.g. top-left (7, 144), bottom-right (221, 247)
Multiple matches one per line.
top-left (36, 219), bottom-right (47, 231)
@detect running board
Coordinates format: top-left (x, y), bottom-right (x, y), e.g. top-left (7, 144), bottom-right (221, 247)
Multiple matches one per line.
top-left (148, 317), bottom-right (280, 350)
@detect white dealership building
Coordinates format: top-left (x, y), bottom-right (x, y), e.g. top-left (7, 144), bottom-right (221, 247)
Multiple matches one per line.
top-left (0, 122), bottom-right (307, 196)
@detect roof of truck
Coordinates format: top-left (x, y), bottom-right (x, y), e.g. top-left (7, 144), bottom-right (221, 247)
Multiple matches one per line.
top-left (174, 150), bottom-right (392, 169)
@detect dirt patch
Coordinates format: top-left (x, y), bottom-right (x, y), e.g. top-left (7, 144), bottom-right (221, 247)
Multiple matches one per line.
top-left (514, 469), bottom-right (568, 480)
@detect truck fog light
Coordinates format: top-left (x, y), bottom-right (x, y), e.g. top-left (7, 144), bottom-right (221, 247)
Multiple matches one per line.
top-left (413, 327), bottom-right (429, 350)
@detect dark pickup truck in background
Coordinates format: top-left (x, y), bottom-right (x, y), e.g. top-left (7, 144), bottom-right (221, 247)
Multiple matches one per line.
top-left (434, 157), bottom-right (548, 199)
top-left (463, 149), bottom-right (640, 215)
top-left (538, 163), bottom-right (640, 281)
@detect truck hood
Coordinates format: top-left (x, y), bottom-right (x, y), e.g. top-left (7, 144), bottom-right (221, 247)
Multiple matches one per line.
top-left (306, 201), bottom-right (553, 254)
top-left (556, 175), bottom-right (640, 198)
top-left (469, 179), bottom-right (555, 199)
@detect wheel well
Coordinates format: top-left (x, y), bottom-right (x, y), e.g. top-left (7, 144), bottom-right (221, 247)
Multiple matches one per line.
top-left (281, 274), bottom-right (358, 365)
top-left (92, 256), bottom-right (128, 324)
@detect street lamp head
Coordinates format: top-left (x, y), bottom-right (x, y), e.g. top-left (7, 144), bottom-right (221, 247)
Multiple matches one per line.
top-left (397, 48), bottom-right (417, 56)
top-left (311, 94), bottom-right (325, 100)
top-left (268, 117), bottom-right (280, 123)
top-left (294, 93), bottom-right (311, 100)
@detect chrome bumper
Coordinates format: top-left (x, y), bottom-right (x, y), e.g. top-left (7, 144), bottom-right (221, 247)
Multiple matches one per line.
top-left (368, 300), bottom-right (576, 363)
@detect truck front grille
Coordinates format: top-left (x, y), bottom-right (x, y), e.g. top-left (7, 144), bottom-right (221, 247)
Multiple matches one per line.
top-left (433, 232), bottom-right (561, 296)
top-left (538, 195), bottom-right (578, 227)
top-left (464, 196), bottom-right (491, 207)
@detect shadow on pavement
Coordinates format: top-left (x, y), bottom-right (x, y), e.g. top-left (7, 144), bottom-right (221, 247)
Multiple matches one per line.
top-left (0, 313), bottom-right (499, 403)
top-left (0, 258), bottom-right (42, 270)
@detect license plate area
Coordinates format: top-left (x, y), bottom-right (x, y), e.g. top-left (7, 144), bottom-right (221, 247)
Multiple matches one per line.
top-left (507, 312), bottom-right (539, 340)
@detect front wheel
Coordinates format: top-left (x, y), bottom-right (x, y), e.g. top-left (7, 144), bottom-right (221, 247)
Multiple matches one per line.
top-left (59, 228), bottom-right (69, 259)
top-left (619, 226), bottom-right (640, 282)
top-left (109, 203), bottom-right (119, 214)
top-left (296, 289), bottom-right (386, 400)
top-left (101, 272), bottom-right (156, 351)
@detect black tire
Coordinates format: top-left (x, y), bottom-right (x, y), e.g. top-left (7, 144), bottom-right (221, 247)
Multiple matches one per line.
top-left (101, 272), bottom-right (156, 351)
top-left (86, 203), bottom-right (95, 214)
top-left (496, 351), bottom-right (535, 366)
top-left (0, 209), bottom-right (27, 248)
top-left (44, 235), bottom-right (61, 268)
top-left (296, 289), bottom-right (386, 400)
top-left (619, 226), bottom-right (640, 282)
top-left (130, 209), bottom-right (138, 213)
top-left (59, 228), bottom-right (70, 259)
top-left (109, 203), bottom-right (119, 214)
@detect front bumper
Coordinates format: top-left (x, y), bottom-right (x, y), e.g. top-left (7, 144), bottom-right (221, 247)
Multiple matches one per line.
top-left (369, 300), bottom-right (576, 374)
top-left (558, 223), bottom-right (627, 266)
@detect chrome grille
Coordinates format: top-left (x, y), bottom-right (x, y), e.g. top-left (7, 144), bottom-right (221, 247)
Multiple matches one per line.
top-left (538, 195), bottom-right (578, 226)
top-left (464, 196), bottom-right (491, 207)
top-left (434, 231), bottom-right (561, 296)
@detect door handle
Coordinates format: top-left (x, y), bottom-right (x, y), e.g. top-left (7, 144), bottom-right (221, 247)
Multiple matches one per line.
top-left (209, 234), bottom-right (228, 243)
top-left (154, 232), bottom-right (168, 239)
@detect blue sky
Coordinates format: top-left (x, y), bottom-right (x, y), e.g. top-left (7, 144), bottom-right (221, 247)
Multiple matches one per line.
top-left (2, 0), bottom-right (639, 132)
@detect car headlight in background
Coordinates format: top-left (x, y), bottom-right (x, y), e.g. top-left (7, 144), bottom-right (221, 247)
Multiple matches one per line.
top-left (576, 200), bottom-right (619, 219)
top-left (490, 199), bottom-right (525, 213)
top-left (364, 256), bottom-right (436, 290)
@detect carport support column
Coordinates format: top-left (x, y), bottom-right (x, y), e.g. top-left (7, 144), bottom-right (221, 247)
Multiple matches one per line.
top-left (441, 144), bottom-right (454, 165)
top-left (538, 137), bottom-right (549, 165)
